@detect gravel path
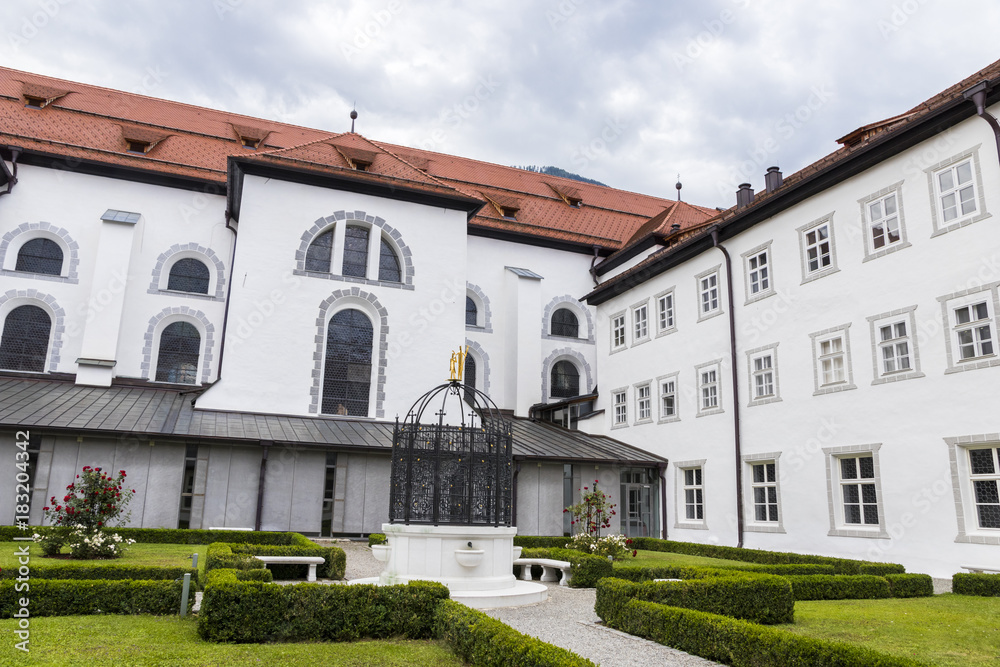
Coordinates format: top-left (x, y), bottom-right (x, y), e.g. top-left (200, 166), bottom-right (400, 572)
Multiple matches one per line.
top-left (324, 539), bottom-right (720, 667)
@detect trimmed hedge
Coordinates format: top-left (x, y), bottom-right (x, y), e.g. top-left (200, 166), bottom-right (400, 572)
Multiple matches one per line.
top-left (595, 575), bottom-right (794, 625)
top-left (513, 536), bottom-right (571, 549)
top-left (205, 543), bottom-right (264, 573)
top-left (0, 579), bottom-right (191, 617)
top-left (434, 598), bottom-right (596, 666)
top-left (517, 547), bottom-right (612, 587)
top-left (230, 543), bottom-right (346, 580)
top-left (368, 533), bottom-right (387, 546)
top-left (885, 573), bottom-right (934, 598)
top-left (608, 599), bottom-right (927, 667)
top-left (784, 575), bottom-right (892, 601)
top-left (0, 563), bottom-right (197, 585)
top-left (0, 526), bottom-right (312, 545)
top-left (953, 572), bottom-right (1000, 596)
top-left (198, 576), bottom-right (450, 643)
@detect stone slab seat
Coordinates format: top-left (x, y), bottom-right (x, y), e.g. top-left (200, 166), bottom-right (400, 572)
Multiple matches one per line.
top-left (254, 555), bottom-right (326, 582)
top-left (961, 564), bottom-right (1000, 574)
top-left (514, 557), bottom-right (572, 587)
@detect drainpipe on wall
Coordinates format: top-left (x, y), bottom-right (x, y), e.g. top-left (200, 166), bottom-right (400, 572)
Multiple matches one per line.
top-left (254, 442), bottom-right (270, 531)
top-left (0, 147), bottom-right (21, 198)
top-left (589, 246), bottom-right (601, 286)
top-left (657, 460), bottom-right (668, 540)
top-left (963, 81), bottom-right (1000, 170)
top-left (710, 226), bottom-right (745, 549)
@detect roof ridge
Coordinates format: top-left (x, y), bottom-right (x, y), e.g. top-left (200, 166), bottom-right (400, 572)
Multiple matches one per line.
top-left (249, 131), bottom-right (347, 158)
top-left (361, 135), bottom-right (481, 199)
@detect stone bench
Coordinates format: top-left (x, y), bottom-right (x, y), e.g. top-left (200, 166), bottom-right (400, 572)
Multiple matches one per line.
top-left (961, 565), bottom-right (1000, 574)
top-left (208, 526), bottom-right (255, 531)
top-left (254, 555), bottom-right (326, 582)
top-left (514, 557), bottom-right (572, 587)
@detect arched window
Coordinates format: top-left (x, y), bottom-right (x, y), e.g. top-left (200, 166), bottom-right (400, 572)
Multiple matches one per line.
top-left (305, 229), bottom-right (334, 272)
top-left (323, 309), bottom-right (373, 416)
top-left (0, 305), bottom-right (51, 372)
top-left (155, 322), bottom-right (200, 384)
top-left (463, 354), bottom-right (477, 404)
top-left (15, 238), bottom-right (63, 276)
top-left (466, 297), bottom-right (478, 327)
top-left (378, 237), bottom-right (401, 282)
top-left (167, 258), bottom-right (210, 294)
top-left (551, 308), bottom-right (579, 338)
top-left (551, 360), bottom-right (580, 398)
top-left (343, 225), bottom-right (369, 278)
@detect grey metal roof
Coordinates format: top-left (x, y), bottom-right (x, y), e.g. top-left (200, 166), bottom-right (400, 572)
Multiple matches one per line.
top-left (0, 377), bottom-right (663, 464)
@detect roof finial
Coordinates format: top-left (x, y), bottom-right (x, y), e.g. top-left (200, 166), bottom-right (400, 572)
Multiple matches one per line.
top-left (350, 104), bottom-right (358, 133)
top-left (675, 174), bottom-right (682, 202)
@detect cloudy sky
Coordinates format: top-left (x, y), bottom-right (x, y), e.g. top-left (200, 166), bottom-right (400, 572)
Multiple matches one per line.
top-left (5, 0), bottom-right (1000, 208)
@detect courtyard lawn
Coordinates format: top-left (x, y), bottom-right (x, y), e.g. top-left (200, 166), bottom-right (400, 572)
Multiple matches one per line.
top-left (777, 594), bottom-right (1000, 667)
top-left (0, 616), bottom-right (465, 667)
top-left (0, 542), bottom-right (207, 578)
top-left (615, 548), bottom-right (761, 569)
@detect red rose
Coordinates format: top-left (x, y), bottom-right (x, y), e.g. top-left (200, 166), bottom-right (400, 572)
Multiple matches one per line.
top-left (42, 506), bottom-right (49, 511)
top-left (132, 489), bottom-right (136, 493)
top-left (632, 550), bottom-right (637, 557)
top-left (97, 521), bottom-right (103, 526)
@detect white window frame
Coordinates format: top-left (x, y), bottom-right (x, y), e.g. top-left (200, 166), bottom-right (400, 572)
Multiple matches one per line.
top-left (674, 460), bottom-right (707, 530)
top-left (695, 359), bottom-right (723, 417)
top-left (610, 310), bottom-right (627, 353)
top-left (925, 147), bottom-right (991, 237)
top-left (655, 288), bottom-right (676, 336)
top-left (741, 241), bottom-right (775, 304)
top-left (797, 214), bottom-right (839, 284)
top-left (866, 306), bottom-right (925, 385)
top-left (938, 283), bottom-right (1000, 374)
top-left (632, 300), bottom-right (650, 344)
top-left (823, 444), bottom-right (887, 538)
top-left (809, 323), bottom-right (856, 396)
top-left (946, 434), bottom-right (1000, 545)
top-left (859, 182), bottom-right (910, 262)
top-left (695, 266), bottom-right (723, 322)
top-left (743, 453), bottom-right (785, 533)
top-left (657, 371), bottom-right (680, 423)
top-left (634, 381), bottom-right (652, 423)
top-left (745, 343), bottom-right (781, 406)
top-left (612, 388), bottom-right (628, 428)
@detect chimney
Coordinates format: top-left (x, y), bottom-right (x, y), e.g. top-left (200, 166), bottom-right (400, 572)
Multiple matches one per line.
top-left (670, 222), bottom-right (681, 233)
top-left (736, 183), bottom-right (754, 209)
top-left (764, 167), bottom-right (783, 193)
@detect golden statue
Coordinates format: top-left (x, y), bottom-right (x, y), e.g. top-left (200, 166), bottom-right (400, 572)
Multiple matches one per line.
top-left (449, 346), bottom-right (469, 382)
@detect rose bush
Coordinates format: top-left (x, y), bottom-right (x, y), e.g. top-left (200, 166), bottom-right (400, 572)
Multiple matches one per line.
top-left (564, 480), bottom-right (634, 561)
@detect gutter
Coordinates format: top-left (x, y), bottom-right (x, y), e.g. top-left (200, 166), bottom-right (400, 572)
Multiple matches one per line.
top-left (0, 147), bottom-right (20, 197)
top-left (710, 226), bottom-right (744, 549)
top-left (963, 81), bottom-right (1000, 170)
top-left (657, 460), bottom-right (668, 540)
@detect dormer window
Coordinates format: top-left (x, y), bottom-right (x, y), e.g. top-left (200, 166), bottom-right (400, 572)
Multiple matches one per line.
top-left (240, 136), bottom-right (260, 150)
top-left (333, 145), bottom-right (378, 172)
top-left (127, 140), bottom-right (151, 154)
top-left (481, 192), bottom-right (521, 221)
top-left (24, 95), bottom-right (45, 109)
top-left (499, 205), bottom-right (518, 220)
top-left (121, 126), bottom-right (168, 156)
top-left (546, 182), bottom-right (583, 208)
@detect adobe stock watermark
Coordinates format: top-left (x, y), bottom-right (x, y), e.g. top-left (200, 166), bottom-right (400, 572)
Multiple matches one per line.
top-left (340, 0), bottom-right (404, 62)
top-left (12, 429), bottom-right (34, 653)
top-left (546, 0), bottom-right (586, 30)
top-left (672, 0), bottom-right (752, 72)
top-left (413, 76), bottom-right (501, 152)
top-left (388, 276), bottom-right (464, 359)
top-left (877, 0), bottom-right (930, 39)
top-left (7, 0), bottom-right (87, 53)
top-left (570, 117), bottom-right (628, 172)
top-left (227, 272), bottom-right (303, 347)
top-left (866, 470), bottom-right (951, 561)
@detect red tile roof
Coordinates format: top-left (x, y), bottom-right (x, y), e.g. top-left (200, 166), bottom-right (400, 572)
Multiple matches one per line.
top-left (0, 67), bottom-right (714, 250)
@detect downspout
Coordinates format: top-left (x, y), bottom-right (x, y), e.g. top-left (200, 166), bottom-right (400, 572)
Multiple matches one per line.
top-left (710, 226), bottom-right (745, 549)
top-left (589, 245), bottom-right (601, 286)
top-left (254, 442), bottom-right (270, 531)
top-left (964, 82), bottom-right (1000, 170)
top-left (657, 460), bottom-right (668, 540)
top-left (0, 147), bottom-right (21, 198)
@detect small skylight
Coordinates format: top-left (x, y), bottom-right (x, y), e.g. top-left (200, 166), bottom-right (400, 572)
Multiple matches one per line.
top-left (101, 209), bottom-right (141, 225)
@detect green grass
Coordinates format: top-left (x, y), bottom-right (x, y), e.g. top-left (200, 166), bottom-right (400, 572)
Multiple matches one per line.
top-left (0, 615), bottom-right (465, 666)
top-left (0, 542), bottom-right (206, 578)
top-left (777, 594), bottom-right (1000, 666)
top-left (614, 549), bottom-right (758, 569)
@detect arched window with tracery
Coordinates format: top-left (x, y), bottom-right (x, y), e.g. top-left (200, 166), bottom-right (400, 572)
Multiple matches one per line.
top-left (342, 225), bottom-right (369, 278)
top-left (0, 305), bottom-right (51, 372)
top-left (155, 322), bottom-right (201, 384)
top-left (323, 309), bottom-right (373, 416)
top-left (463, 354), bottom-right (477, 404)
top-left (379, 237), bottom-right (401, 282)
top-left (550, 360), bottom-right (580, 398)
top-left (305, 229), bottom-right (334, 272)
top-left (167, 258), bottom-right (210, 294)
top-left (551, 308), bottom-right (580, 338)
top-left (16, 238), bottom-right (63, 276)
top-left (466, 297), bottom-right (478, 327)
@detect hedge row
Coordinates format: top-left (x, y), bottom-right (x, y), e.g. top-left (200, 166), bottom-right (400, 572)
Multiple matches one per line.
top-left (434, 598), bottom-right (596, 666)
top-left (198, 573), bottom-right (449, 643)
top-left (230, 543), bottom-right (346, 580)
top-left (952, 572), bottom-right (1000, 596)
top-left (0, 579), bottom-right (191, 617)
top-left (0, 564), bottom-right (197, 585)
top-left (517, 547), bottom-right (612, 587)
top-left (627, 536), bottom-right (905, 575)
top-left (205, 543), bottom-right (263, 573)
top-left (0, 526), bottom-right (327, 545)
top-left (784, 574), bottom-right (934, 601)
top-left (607, 599), bottom-right (927, 667)
top-left (513, 536), bottom-right (571, 549)
top-left (368, 533), bottom-right (387, 547)
top-left (595, 575), bottom-right (794, 625)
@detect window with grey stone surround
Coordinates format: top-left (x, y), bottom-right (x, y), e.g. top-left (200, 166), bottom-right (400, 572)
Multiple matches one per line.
top-left (866, 306), bottom-right (925, 384)
top-left (632, 298), bottom-right (650, 344)
top-left (797, 214), bottom-right (839, 284)
top-left (674, 460), bottom-right (707, 530)
top-left (809, 323), bottom-right (857, 395)
top-left (695, 359), bottom-right (724, 417)
top-left (611, 387), bottom-right (628, 428)
top-left (743, 452), bottom-right (785, 533)
top-left (634, 380), bottom-right (652, 424)
top-left (542, 295), bottom-right (595, 343)
top-left (294, 210), bottom-right (414, 290)
top-left (655, 288), bottom-right (676, 337)
top-left (142, 307), bottom-right (215, 385)
top-left (741, 241), bottom-right (774, 304)
top-left (0, 289), bottom-right (66, 373)
top-left (464, 339), bottom-right (491, 396)
top-left (466, 283), bottom-right (493, 333)
top-left (148, 244), bottom-right (227, 300)
top-left (938, 282), bottom-right (1000, 374)
top-left (926, 146), bottom-right (992, 237)
top-left (541, 348), bottom-right (594, 402)
top-left (695, 265), bottom-right (723, 322)
top-left (656, 371), bottom-right (680, 423)
top-left (0, 223), bottom-right (80, 284)
top-left (946, 433), bottom-right (1000, 545)
top-left (859, 181), bottom-right (911, 262)
top-left (746, 343), bottom-right (781, 406)
top-left (610, 310), bottom-right (627, 354)
top-left (823, 444), bottom-right (888, 539)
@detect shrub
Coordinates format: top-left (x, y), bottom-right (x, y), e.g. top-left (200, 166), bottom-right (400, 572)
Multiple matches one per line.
top-left (953, 572), bottom-right (1000, 596)
top-left (205, 542), bottom-right (264, 573)
top-left (0, 579), bottom-right (191, 617)
top-left (230, 543), bottom-right (346, 580)
top-left (198, 578), bottom-right (449, 643)
top-left (784, 575), bottom-right (891, 601)
top-left (611, 599), bottom-right (926, 667)
top-left (368, 533), bottom-right (387, 546)
top-left (0, 563), bottom-right (197, 585)
top-left (885, 573), bottom-right (934, 598)
top-left (517, 547), bottom-right (612, 588)
top-left (595, 574), bottom-right (794, 625)
top-left (434, 598), bottom-right (596, 666)
top-left (513, 536), bottom-right (571, 549)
